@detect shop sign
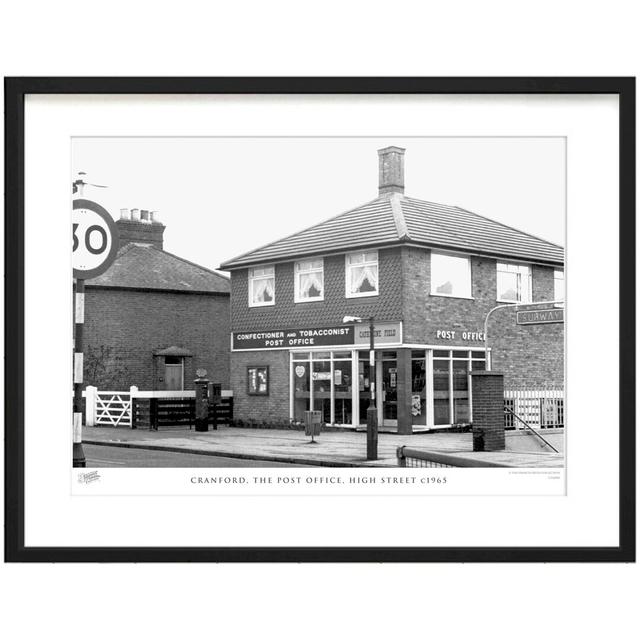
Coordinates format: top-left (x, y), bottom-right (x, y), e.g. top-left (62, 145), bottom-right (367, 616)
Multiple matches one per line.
top-left (312, 371), bottom-right (332, 381)
top-left (232, 321), bottom-right (403, 351)
top-left (295, 365), bottom-right (306, 378)
top-left (354, 322), bottom-right (402, 345)
top-left (233, 326), bottom-right (354, 350)
top-left (517, 309), bottom-right (564, 325)
top-left (436, 329), bottom-right (485, 341)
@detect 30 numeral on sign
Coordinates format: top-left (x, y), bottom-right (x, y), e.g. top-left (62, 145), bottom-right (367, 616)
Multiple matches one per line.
top-left (73, 223), bottom-right (108, 255)
top-left (72, 199), bottom-right (119, 279)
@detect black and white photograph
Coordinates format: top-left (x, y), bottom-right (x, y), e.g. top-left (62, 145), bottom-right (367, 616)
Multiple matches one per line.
top-left (71, 137), bottom-right (566, 474)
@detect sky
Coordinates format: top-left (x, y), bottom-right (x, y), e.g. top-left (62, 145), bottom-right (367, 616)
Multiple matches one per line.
top-left (72, 137), bottom-right (565, 273)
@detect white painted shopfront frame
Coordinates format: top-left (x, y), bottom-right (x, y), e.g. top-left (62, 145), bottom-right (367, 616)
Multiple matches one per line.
top-left (289, 343), bottom-right (487, 429)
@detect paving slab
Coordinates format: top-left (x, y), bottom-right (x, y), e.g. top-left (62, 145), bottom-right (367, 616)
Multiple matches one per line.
top-left (82, 426), bottom-right (564, 468)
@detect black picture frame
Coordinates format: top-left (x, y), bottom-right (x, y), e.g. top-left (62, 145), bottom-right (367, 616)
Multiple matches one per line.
top-left (247, 366), bottom-right (269, 396)
top-left (4, 77), bottom-right (635, 563)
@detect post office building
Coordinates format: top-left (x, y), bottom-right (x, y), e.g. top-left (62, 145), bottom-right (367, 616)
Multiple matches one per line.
top-left (220, 147), bottom-right (564, 434)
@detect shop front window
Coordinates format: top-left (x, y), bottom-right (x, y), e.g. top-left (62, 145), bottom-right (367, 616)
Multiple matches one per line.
top-left (312, 357), bottom-right (331, 424)
top-left (292, 351), bottom-right (355, 426)
top-left (293, 360), bottom-right (310, 422)
top-left (433, 357), bottom-right (451, 425)
top-left (433, 350), bottom-right (486, 426)
top-left (452, 359), bottom-right (470, 423)
top-left (411, 351), bottom-right (427, 426)
top-left (333, 356), bottom-right (353, 425)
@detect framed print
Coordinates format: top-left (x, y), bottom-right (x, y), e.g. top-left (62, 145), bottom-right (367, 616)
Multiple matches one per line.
top-left (4, 77), bottom-right (635, 562)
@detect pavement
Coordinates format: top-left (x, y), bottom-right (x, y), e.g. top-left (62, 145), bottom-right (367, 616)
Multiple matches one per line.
top-left (83, 425), bottom-right (565, 468)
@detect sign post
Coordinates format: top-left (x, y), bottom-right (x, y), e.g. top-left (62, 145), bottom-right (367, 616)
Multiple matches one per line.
top-left (72, 199), bottom-right (118, 467)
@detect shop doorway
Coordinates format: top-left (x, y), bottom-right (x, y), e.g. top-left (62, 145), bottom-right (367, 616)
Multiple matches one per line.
top-left (380, 353), bottom-right (398, 427)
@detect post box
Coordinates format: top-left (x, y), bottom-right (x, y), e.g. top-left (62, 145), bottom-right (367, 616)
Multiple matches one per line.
top-left (194, 376), bottom-right (210, 432)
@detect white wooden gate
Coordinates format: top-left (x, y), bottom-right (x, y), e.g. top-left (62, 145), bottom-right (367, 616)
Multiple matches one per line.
top-left (85, 388), bottom-right (132, 427)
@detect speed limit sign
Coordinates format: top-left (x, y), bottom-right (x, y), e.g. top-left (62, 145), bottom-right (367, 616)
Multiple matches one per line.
top-left (72, 198), bottom-right (119, 279)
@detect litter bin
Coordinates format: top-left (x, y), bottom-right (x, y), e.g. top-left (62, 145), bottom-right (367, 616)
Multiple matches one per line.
top-left (304, 410), bottom-right (322, 443)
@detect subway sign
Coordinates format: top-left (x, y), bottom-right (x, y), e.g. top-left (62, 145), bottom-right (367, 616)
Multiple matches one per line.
top-left (232, 322), bottom-right (402, 351)
top-left (516, 308), bottom-right (564, 325)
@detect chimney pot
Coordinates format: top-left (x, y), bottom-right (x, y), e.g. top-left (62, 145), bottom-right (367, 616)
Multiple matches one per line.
top-left (150, 210), bottom-right (158, 223)
top-left (131, 208), bottom-right (140, 221)
top-left (120, 208), bottom-right (130, 220)
top-left (378, 146), bottom-right (405, 196)
top-left (141, 209), bottom-right (149, 222)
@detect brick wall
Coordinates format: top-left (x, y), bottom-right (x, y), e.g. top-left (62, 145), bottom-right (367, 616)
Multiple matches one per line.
top-left (230, 350), bottom-right (290, 422)
top-left (227, 245), bottom-right (563, 421)
top-left (471, 371), bottom-right (506, 451)
top-left (230, 248), bottom-right (404, 331)
top-left (115, 219), bottom-right (165, 249)
top-left (401, 247), bottom-right (564, 388)
top-left (83, 288), bottom-right (230, 390)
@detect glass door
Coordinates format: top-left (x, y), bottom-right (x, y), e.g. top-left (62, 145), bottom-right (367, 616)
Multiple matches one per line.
top-left (358, 351), bottom-right (374, 426)
top-left (381, 353), bottom-right (398, 427)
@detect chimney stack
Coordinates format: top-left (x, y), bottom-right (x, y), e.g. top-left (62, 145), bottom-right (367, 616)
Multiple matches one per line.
top-left (378, 146), bottom-right (405, 196)
top-left (116, 207), bottom-right (166, 249)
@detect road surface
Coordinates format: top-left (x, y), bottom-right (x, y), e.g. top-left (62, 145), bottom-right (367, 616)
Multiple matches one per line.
top-left (83, 444), bottom-right (311, 468)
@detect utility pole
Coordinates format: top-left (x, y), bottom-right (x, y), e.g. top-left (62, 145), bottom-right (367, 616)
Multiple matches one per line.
top-left (73, 278), bottom-right (86, 467)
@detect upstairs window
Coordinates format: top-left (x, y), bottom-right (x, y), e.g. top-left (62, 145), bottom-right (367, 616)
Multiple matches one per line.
top-left (248, 265), bottom-right (275, 307)
top-left (497, 262), bottom-right (532, 303)
top-left (430, 252), bottom-right (472, 298)
top-left (346, 251), bottom-right (379, 297)
top-left (295, 259), bottom-right (324, 302)
top-left (554, 269), bottom-right (565, 302)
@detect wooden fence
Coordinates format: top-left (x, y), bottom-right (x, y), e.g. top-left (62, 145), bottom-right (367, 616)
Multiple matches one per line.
top-left (84, 386), bottom-right (233, 429)
top-left (504, 389), bottom-right (564, 429)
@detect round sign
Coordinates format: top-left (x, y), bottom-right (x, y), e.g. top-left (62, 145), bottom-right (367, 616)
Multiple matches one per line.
top-left (295, 365), bottom-right (305, 378)
top-left (72, 199), bottom-right (119, 279)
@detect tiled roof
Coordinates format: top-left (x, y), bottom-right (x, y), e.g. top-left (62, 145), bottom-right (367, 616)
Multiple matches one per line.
top-left (220, 193), bottom-right (564, 269)
top-left (87, 243), bottom-right (230, 294)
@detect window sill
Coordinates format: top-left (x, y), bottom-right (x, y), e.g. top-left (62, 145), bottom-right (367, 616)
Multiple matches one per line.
top-left (248, 302), bottom-right (275, 308)
top-left (294, 297), bottom-right (325, 304)
top-left (496, 299), bottom-right (530, 305)
top-left (345, 291), bottom-right (379, 299)
top-left (430, 293), bottom-right (474, 300)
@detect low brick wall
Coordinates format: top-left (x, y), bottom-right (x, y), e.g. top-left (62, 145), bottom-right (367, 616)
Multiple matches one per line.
top-left (471, 370), bottom-right (505, 451)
